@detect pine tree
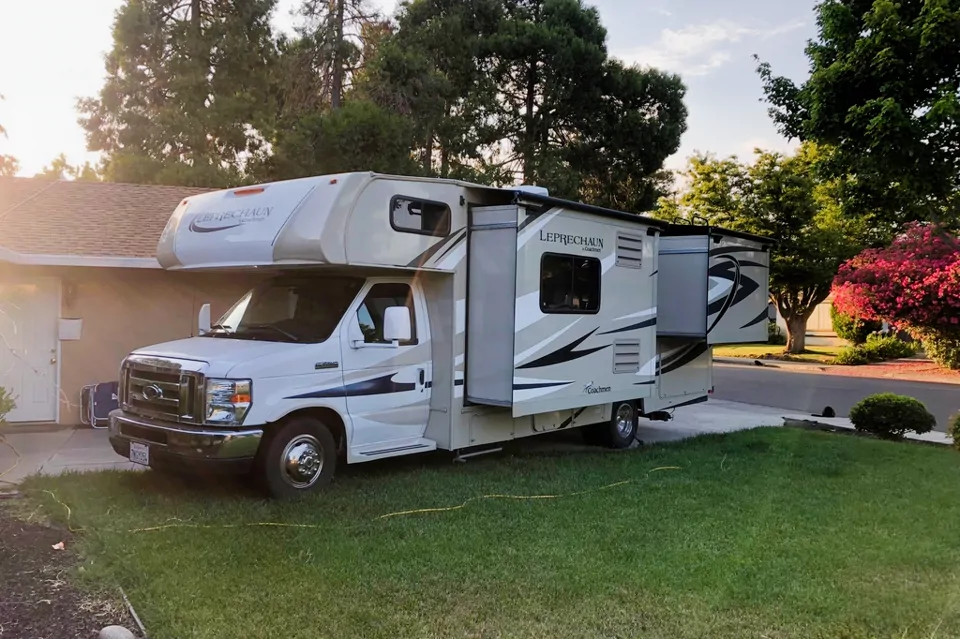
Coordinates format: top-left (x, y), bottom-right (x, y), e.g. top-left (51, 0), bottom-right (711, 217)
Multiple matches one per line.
top-left (78, 0), bottom-right (279, 186)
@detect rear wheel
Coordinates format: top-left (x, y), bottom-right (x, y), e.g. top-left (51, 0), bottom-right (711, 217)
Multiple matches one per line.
top-left (256, 418), bottom-right (337, 499)
top-left (583, 401), bottom-right (638, 449)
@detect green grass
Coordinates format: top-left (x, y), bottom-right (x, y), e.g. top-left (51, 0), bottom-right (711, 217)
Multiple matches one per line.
top-left (714, 343), bottom-right (846, 363)
top-left (23, 428), bottom-right (960, 639)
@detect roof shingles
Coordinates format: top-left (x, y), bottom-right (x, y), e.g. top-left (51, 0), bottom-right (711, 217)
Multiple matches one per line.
top-left (0, 178), bottom-right (212, 258)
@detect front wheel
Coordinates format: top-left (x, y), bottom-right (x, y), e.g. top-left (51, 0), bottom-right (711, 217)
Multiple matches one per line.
top-left (256, 418), bottom-right (338, 499)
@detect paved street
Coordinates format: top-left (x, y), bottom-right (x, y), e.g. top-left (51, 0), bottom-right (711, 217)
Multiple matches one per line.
top-left (713, 363), bottom-right (960, 432)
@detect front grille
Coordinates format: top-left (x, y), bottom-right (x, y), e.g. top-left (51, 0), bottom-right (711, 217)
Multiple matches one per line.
top-left (121, 357), bottom-right (203, 424)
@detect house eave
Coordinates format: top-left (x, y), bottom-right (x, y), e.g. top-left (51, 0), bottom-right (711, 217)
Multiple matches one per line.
top-left (0, 245), bottom-right (161, 269)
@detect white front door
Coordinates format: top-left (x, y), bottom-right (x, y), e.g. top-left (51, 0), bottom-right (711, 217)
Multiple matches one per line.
top-left (0, 278), bottom-right (59, 422)
top-left (340, 279), bottom-right (432, 450)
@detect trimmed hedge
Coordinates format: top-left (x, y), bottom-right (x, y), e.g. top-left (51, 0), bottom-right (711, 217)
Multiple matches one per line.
top-left (949, 413), bottom-right (960, 452)
top-left (849, 393), bottom-right (936, 440)
top-left (830, 305), bottom-right (882, 345)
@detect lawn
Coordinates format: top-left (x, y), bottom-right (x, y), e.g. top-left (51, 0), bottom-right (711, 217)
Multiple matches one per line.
top-left (714, 343), bottom-right (846, 363)
top-left (23, 428), bottom-right (960, 639)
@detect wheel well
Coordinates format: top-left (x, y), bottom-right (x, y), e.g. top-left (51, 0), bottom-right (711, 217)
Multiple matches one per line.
top-left (269, 407), bottom-right (347, 450)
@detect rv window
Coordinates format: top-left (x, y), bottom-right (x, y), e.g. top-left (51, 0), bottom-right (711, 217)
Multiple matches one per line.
top-left (539, 253), bottom-right (601, 314)
top-left (390, 196), bottom-right (451, 237)
top-left (356, 283), bottom-right (418, 345)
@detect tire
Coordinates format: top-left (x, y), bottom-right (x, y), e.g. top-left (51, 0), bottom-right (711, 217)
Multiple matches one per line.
top-left (256, 418), bottom-right (338, 499)
top-left (586, 401), bottom-right (638, 449)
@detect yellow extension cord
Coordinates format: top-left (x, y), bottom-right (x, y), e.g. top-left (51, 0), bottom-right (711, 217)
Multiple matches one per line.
top-left (37, 465), bottom-right (682, 534)
top-left (0, 435), bottom-right (21, 483)
top-left (0, 432), bottom-right (680, 534)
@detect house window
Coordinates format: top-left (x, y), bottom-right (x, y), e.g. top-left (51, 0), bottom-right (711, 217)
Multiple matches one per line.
top-left (539, 253), bottom-right (601, 314)
top-left (356, 283), bottom-right (417, 345)
top-left (390, 196), bottom-right (451, 237)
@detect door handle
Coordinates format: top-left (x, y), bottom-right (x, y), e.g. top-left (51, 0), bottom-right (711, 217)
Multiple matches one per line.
top-left (418, 368), bottom-right (425, 385)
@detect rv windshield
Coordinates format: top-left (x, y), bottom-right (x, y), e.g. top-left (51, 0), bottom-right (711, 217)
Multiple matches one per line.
top-left (207, 276), bottom-right (365, 344)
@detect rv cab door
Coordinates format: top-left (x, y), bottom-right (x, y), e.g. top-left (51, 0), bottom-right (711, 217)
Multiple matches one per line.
top-left (338, 279), bottom-right (432, 451)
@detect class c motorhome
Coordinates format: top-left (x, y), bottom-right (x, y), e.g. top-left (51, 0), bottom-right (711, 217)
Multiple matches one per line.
top-left (108, 172), bottom-right (772, 497)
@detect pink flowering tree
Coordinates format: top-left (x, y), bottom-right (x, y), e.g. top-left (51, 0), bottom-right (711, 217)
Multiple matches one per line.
top-left (832, 223), bottom-right (960, 368)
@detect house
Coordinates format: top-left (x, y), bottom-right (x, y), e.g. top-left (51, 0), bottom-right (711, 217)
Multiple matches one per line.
top-left (0, 177), bottom-right (261, 425)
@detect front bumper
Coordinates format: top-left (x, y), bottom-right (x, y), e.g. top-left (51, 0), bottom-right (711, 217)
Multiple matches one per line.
top-left (108, 410), bottom-right (263, 475)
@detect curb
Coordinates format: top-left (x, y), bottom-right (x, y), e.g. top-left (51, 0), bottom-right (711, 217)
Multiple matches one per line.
top-left (783, 417), bottom-right (952, 447)
top-left (713, 357), bottom-right (831, 372)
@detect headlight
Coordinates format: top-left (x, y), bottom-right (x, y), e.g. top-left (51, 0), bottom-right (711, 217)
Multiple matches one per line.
top-left (204, 379), bottom-right (252, 425)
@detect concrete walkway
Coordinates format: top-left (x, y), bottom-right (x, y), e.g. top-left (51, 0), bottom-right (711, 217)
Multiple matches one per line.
top-left (0, 428), bottom-right (138, 485)
top-left (1, 399), bottom-right (951, 486)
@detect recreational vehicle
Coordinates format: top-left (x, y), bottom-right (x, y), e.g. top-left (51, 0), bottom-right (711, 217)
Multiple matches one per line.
top-left (108, 172), bottom-right (772, 497)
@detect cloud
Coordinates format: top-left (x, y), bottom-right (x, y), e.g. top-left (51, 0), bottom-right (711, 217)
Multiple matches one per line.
top-left (616, 19), bottom-right (805, 77)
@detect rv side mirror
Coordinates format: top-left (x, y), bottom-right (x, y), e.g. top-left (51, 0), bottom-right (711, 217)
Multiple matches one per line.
top-left (198, 303), bottom-right (212, 335)
top-left (348, 319), bottom-right (366, 349)
top-left (383, 306), bottom-right (412, 344)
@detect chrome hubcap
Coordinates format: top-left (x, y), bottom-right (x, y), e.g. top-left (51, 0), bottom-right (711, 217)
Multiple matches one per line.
top-left (615, 404), bottom-right (635, 438)
top-left (281, 435), bottom-right (323, 488)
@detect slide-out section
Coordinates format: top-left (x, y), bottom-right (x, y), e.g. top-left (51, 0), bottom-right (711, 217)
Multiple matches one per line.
top-left (464, 205), bottom-right (519, 407)
top-left (656, 227), bottom-right (772, 345)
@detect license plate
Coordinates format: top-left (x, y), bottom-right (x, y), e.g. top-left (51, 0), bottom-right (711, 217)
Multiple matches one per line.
top-left (129, 442), bottom-right (150, 466)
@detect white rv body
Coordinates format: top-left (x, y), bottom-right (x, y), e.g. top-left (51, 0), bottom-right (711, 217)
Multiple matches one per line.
top-left (109, 172), bottom-right (772, 495)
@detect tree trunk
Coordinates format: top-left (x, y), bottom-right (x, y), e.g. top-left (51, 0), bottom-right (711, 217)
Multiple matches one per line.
top-left (784, 314), bottom-right (809, 354)
top-left (331, 0), bottom-right (345, 110)
top-left (523, 59), bottom-right (537, 184)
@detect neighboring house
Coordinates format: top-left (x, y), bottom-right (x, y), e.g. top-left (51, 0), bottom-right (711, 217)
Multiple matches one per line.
top-left (0, 177), bottom-right (261, 425)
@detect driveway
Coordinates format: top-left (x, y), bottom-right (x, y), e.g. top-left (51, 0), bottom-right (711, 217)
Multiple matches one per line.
top-left (713, 363), bottom-right (960, 431)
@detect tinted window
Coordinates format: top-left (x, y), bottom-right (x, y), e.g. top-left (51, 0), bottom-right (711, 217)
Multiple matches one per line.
top-left (391, 196), bottom-right (451, 237)
top-left (540, 254), bottom-right (601, 314)
top-left (213, 276), bottom-right (365, 343)
top-left (357, 283), bottom-right (417, 345)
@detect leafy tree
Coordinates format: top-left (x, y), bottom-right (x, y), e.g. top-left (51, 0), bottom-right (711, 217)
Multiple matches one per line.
top-left (366, 0), bottom-right (686, 208)
top-left (78, 0), bottom-right (279, 186)
top-left (35, 153), bottom-right (101, 181)
top-left (363, 0), bottom-right (506, 181)
top-left (0, 155), bottom-right (18, 177)
top-left (655, 153), bottom-right (749, 225)
top-left (833, 222), bottom-right (960, 368)
top-left (0, 92), bottom-right (19, 177)
top-left (488, 0), bottom-right (686, 206)
top-left (756, 0), bottom-right (960, 229)
top-left (253, 99), bottom-right (419, 179)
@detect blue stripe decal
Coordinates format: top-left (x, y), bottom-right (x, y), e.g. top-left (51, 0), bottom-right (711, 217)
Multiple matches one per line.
top-left (286, 373), bottom-right (415, 399)
top-left (599, 318), bottom-right (656, 335)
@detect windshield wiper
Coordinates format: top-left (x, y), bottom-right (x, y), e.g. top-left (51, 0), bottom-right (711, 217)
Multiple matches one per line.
top-left (238, 324), bottom-right (300, 342)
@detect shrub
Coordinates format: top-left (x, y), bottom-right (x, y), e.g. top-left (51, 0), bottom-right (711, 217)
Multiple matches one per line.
top-left (861, 334), bottom-right (918, 361)
top-left (830, 305), bottom-right (882, 345)
top-left (768, 321), bottom-right (787, 345)
top-left (949, 413), bottom-right (960, 451)
top-left (833, 347), bottom-right (870, 366)
top-left (916, 328), bottom-right (960, 370)
top-left (0, 387), bottom-right (14, 424)
top-left (849, 393), bottom-right (936, 440)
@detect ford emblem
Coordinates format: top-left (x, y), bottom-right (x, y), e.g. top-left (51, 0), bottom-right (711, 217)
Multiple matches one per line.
top-left (142, 384), bottom-right (164, 401)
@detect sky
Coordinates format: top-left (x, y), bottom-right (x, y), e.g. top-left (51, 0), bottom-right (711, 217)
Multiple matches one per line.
top-left (0, 0), bottom-right (816, 178)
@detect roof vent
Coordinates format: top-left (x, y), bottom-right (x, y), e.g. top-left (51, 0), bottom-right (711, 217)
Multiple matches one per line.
top-left (516, 185), bottom-right (549, 197)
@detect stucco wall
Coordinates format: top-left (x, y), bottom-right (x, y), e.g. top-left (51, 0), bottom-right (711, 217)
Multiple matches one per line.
top-left (1, 265), bottom-right (261, 424)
